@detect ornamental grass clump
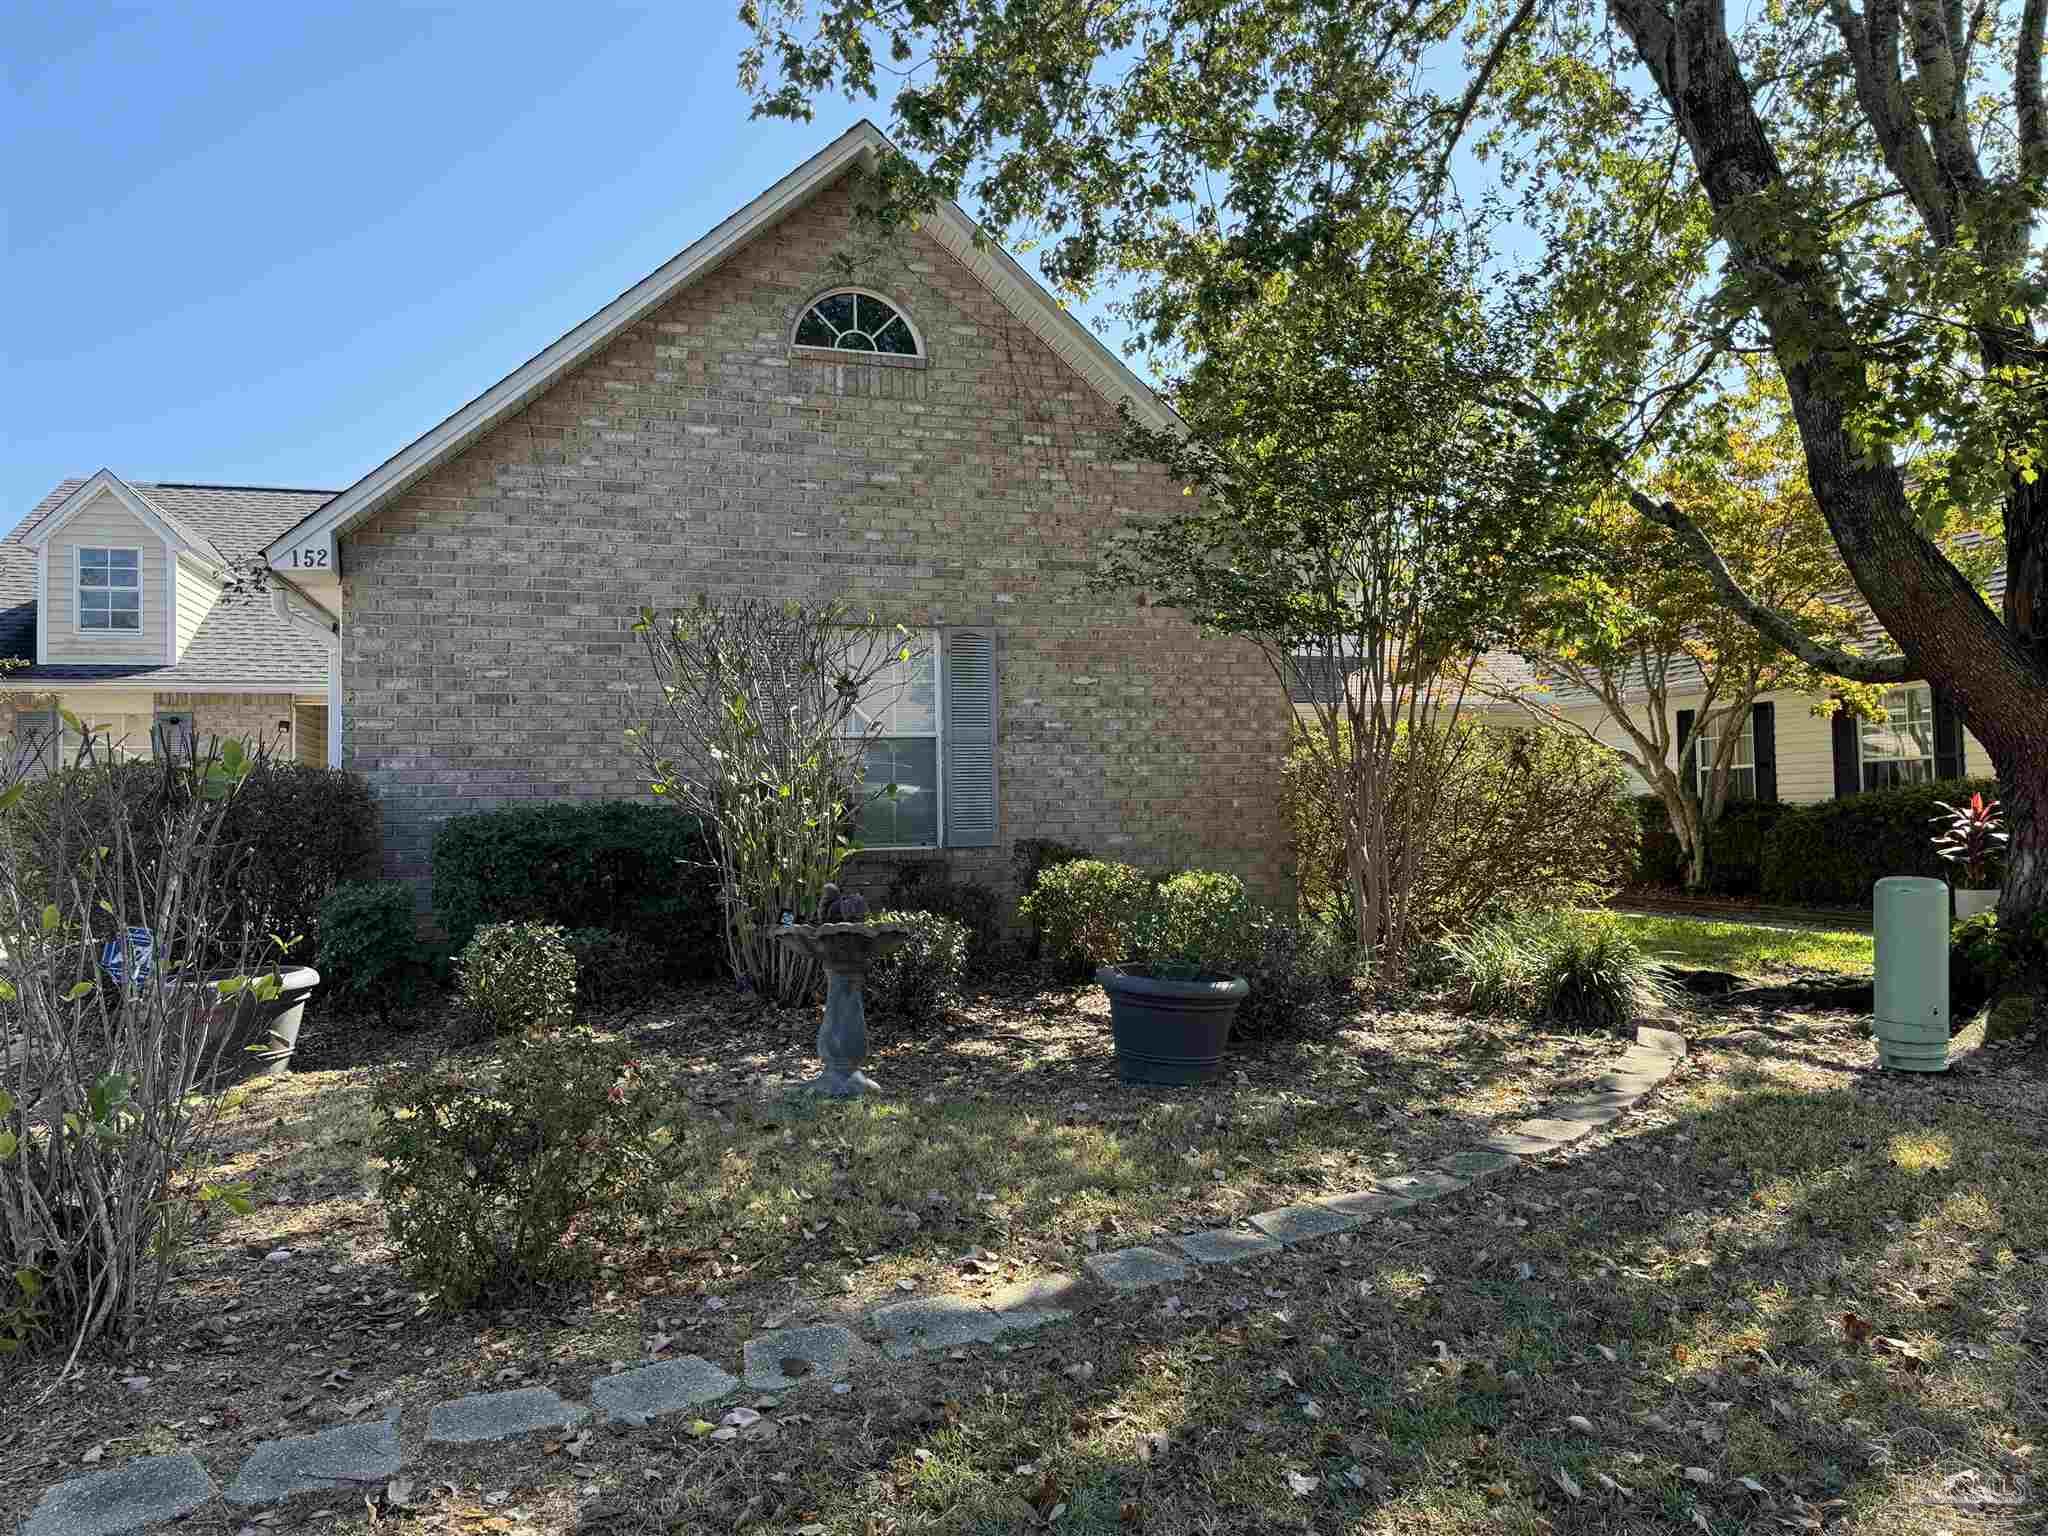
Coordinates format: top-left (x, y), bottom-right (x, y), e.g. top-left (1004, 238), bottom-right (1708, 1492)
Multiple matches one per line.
top-left (1441, 909), bottom-right (1670, 1032)
top-left (0, 723), bottom-right (277, 1365)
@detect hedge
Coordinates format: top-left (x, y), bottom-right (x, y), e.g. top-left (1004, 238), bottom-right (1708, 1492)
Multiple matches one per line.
top-left (10, 757), bottom-right (379, 965)
top-left (1630, 794), bottom-right (1793, 896)
top-left (431, 801), bottom-right (722, 978)
top-left (1760, 775), bottom-right (2000, 906)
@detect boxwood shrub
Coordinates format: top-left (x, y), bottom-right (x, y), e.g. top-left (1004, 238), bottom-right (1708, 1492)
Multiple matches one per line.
top-left (431, 801), bottom-right (721, 978)
top-left (1630, 795), bottom-right (1792, 896)
top-left (1760, 776), bottom-right (2000, 906)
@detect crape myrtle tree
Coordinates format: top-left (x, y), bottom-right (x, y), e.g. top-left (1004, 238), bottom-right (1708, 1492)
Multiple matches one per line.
top-left (1096, 236), bottom-right (1589, 974)
top-left (736, 0), bottom-right (2048, 930)
top-left (1500, 368), bottom-right (1893, 890)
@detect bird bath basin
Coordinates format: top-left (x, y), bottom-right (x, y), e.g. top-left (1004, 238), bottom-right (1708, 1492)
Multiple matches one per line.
top-left (773, 921), bottom-right (912, 1098)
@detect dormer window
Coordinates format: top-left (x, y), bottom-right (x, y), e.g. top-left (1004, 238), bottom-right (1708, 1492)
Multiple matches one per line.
top-left (78, 547), bottom-right (141, 632)
top-left (792, 290), bottom-right (921, 356)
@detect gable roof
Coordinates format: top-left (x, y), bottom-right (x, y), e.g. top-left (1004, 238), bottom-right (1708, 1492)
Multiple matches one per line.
top-left (20, 469), bottom-right (232, 566)
top-left (3, 478), bottom-right (336, 685)
top-left (266, 120), bottom-right (1176, 566)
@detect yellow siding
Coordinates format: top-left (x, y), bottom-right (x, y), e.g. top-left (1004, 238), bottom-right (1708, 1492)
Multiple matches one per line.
top-left (1496, 688), bottom-right (1991, 803)
top-left (175, 559), bottom-right (221, 658)
top-left (294, 703), bottom-right (329, 766)
top-left (42, 490), bottom-right (168, 664)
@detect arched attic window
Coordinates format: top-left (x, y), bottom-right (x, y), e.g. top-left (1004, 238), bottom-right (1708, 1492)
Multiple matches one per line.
top-left (792, 289), bottom-right (922, 356)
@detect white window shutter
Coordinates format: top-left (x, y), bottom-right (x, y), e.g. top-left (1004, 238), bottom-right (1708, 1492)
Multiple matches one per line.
top-left (942, 627), bottom-right (998, 848)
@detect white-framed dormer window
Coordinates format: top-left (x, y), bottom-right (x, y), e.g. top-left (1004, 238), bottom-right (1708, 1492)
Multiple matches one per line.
top-left (849, 630), bottom-right (942, 848)
top-left (1696, 710), bottom-right (1756, 800)
top-left (77, 546), bottom-right (141, 632)
top-left (1860, 685), bottom-right (1935, 790)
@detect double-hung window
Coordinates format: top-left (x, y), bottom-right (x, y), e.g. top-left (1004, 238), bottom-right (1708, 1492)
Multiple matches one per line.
top-left (1695, 710), bottom-right (1756, 801)
top-left (1860, 686), bottom-right (1935, 790)
top-left (850, 631), bottom-right (942, 848)
top-left (77, 547), bottom-right (141, 632)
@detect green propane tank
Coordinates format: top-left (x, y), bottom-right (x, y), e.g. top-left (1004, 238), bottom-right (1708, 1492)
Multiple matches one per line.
top-left (1873, 875), bottom-right (1948, 1071)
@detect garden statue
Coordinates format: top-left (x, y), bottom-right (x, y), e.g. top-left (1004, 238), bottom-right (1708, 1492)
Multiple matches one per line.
top-left (773, 884), bottom-right (908, 1098)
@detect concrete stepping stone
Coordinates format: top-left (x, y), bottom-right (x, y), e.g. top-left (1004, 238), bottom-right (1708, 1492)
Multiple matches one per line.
top-left (1636, 1025), bottom-right (1687, 1057)
top-left (591, 1357), bottom-right (738, 1426)
top-left (225, 1413), bottom-right (402, 1505)
top-left (1510, 1117), bottom-right (1598, 1146)
top-left (1376, 1170), bottom-right (1469, 1202)
top-left (1612, 1049), bottom-right (1677, 1078)
top-left (1319, 1187), bottom-right (1417, 1219)
top-left (1248, 1203), bottom-right (1361, 1245)
top-left (1082, 1245), bottom-right (1189, 1291)
top-left (1548, 1094), bottom-right (1633, 1126)
top-left (1478, 1128), bottom-right (1577, 1155)
top-left (1436, 1149), bottom-right (1518, 1182)
top-left (742, 1326), bottom-right (853, 1391)
top-left (870, 1294), bottom-right (1031, 1359)
top-left (427, 1385), bottom-right (590, 1443)
top-left (24, 1453), bottom-right (213, 1536)
top-left (1171, 1227), bottom-right (1283, 1265)
top-left (983, 1273), bottom-right (1086, 1318)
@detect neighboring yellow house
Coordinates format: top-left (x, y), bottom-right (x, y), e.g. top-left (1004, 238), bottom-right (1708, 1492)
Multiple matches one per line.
top-left (1, 471), bottom-right (337, 769)
top-left (1476, 645), bottom-right (1998, 806)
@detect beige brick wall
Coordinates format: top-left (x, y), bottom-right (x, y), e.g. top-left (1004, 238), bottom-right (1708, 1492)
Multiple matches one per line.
top-left (157, 692), bottom-right (299, 760)
top-left (342, 173), bottom-right (1293, 912)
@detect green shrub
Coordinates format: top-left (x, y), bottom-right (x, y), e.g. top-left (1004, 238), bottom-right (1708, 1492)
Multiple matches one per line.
top-left (1011, 837), bottom-right (1092, 959)
top-left (370, 1033), bottom-right (674, 1309)
top-left (865, 909), bottom-right (971, 1028)
top-left (1018, 859), bottom-right (1153, 978)
top-left (1138, 870), bottom-right (1252, 978)
top-left (885, 865), bottom-right (1002, 967)
top-left (1630, 795), bottom-right (1687, 886)
top-left (11, 757), bottom-right (378, 964)
top-left (1230, 913), bottom-right (1364, 1039)
top-left (1950, 908), bottom-right (2048, 1018)
top-left (563, 927), bottom-right (669, 1016)
top-left (1442, 910), bottom-right (1669, 1032)
top-left (317, 880), bottom-right (431, 1024)
top-left (455, 921), bottom-right (577, 1042)
top-left (1761, 776), bottom-right (2000, 905)
top-left (431, 802), bottom-right (721, 975)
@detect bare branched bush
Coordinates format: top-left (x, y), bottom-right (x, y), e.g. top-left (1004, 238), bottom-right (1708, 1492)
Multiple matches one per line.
top-left (0, 722), bottom-right (279, 1368)
top-left (627, 596), bottom-right (908, 1004)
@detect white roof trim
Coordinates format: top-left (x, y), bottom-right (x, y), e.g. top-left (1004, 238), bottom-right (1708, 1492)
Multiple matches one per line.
top-left (25, 469), bottom-right (226, 564)
top-left (268, 120), bottom-right (1175, 566)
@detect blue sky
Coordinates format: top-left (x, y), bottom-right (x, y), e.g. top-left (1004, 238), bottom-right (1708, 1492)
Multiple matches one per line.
top-left (1, 5), bottom-right (1137, 535)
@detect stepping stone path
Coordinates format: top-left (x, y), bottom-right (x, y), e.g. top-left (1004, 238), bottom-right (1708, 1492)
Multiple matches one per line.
top-left (743, 1325), bottom-right (853, 1391)
top-left (427, 1386), bottom-right (588, 1444)
top-left (224, 1414), bottom-right (401, 1505)
top-left (591, 1357), bottom-right (739, 1426)
top-left (21, 1023), bottom-right (1685, 1534)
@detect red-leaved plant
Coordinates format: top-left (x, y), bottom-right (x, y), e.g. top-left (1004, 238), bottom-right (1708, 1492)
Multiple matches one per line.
top-left (1931, 793), bottom-right (2008, 888)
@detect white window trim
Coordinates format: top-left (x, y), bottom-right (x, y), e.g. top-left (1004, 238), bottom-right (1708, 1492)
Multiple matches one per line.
top-left (1695, 709), bottom-right (1757, 800)
top-left (74, 546), bottom-right (143, 636)
top-left (1858, 684), bottom-right (1937, 789)
top-left (789, 286), bottom-right (928, 359)
top-left (856, 628), bottom-right (944, 851)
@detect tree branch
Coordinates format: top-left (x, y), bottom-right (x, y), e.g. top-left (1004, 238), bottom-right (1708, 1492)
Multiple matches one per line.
top-left (1626, 486), bottom-right (1917, 683)
top-left (2020, 0), bottom-right (2047, 178)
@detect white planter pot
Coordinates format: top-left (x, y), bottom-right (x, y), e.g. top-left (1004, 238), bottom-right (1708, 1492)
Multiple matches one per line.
top-left (1952, 887), bottom-right (2000, 921)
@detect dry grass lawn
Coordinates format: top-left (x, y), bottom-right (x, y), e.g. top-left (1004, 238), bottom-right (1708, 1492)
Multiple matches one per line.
top-left (2, 979), bottom-right (2042, 1536)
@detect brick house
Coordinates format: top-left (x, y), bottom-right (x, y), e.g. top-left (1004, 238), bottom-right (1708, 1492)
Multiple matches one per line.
top-left (0, 473), bottom-right (336, 768)
top-left (252, 122), bottom-right (1290, 906)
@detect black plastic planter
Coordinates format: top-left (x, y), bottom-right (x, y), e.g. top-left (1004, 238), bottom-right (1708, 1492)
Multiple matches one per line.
top-left (1097, 965), bottom-right (1250, 1085)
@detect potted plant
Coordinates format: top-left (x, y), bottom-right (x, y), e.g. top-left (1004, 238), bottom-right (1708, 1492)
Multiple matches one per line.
top-left (1932, 791), bottom-right (2006, 919)
top-left (1097, 871), bottom-right (1252, 1085)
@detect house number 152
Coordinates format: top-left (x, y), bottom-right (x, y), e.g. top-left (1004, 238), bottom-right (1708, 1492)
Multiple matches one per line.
top-left (289, 546), bottom-right (331, 569)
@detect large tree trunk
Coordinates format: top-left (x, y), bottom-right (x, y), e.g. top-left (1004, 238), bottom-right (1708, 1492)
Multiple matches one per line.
top-left (1608, 0), bottom-right (2048, 933)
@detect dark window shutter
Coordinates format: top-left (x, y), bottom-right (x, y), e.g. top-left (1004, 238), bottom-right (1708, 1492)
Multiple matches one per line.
top-left (1751, 701), bottom-right (1778, 802)
top-left (1932, 690), bottom-right (1965, 780)
top-left (942, 627), bottom-right (997, 848)
top-left (1831, 705), bottom-right (1860, 797)
top-left (1676, 708), bottom-right (1697, 798)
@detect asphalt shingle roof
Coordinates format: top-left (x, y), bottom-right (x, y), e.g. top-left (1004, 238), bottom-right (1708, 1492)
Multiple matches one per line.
top-left (2, 479), bottom-right (336, 687)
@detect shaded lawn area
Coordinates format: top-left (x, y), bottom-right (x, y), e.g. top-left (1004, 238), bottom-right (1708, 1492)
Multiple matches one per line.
top-left (5, 980), bottom-right (2044, 1536)
top-left (1612, 913), bottom-right (1875, 979)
